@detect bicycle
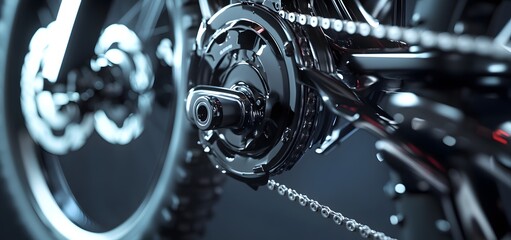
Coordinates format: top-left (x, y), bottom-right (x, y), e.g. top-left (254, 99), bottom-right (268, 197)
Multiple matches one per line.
top-left (1, 0), bottom-right (510, 239)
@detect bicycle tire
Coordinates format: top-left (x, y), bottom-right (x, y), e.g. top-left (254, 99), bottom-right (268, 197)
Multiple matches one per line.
top-left (0, 0), bottom-right (223, 239)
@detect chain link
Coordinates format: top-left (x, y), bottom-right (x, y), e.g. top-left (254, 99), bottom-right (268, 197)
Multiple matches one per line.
top-left (278, 10), bottom-right (511, 61)
top-left (265, 7), bottom-right (511, 240)
top-left (267, 179), bottom-right (397, 240)
top-left (263, 7), bottom-right (511, 240)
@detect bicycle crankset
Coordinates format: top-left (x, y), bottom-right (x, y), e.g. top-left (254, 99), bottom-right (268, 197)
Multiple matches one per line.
top-left (186, 2), bottom-right (333, 186)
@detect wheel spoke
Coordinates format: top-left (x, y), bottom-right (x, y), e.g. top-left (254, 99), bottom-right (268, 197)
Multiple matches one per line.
top-left (41, 0), bottom-right (82, 83)
top-left (134, 0), bottom-right (166, 41)
top-left (19, 0), bottom-right (171, 230)
top-left (118, 1), bottom-right (142, 25)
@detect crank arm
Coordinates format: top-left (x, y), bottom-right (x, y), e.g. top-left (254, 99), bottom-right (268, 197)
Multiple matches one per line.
top-left (298, 67), bottom-right (395, 133)
top-left (300, 67), bottom-right (511, 189)
top-left (298, 67), bottom-right (365, 122)
top-left (299, 67), bottom-right (450, 193)
top-left (315, 119), bottom-right (358, 155)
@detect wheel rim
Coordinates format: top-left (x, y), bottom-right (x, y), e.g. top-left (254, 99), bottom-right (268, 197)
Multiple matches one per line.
top-left (5, 0), bottom-right (187, 238)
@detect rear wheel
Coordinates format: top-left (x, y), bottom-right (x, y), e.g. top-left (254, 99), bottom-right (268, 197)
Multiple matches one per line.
top-left (0, 0), bottom-right (223, 239)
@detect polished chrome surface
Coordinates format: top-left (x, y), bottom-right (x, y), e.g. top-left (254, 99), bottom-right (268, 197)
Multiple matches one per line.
top-left (267, 179), bottom-right (397, 240)
top-left (279, 10), bottom-right (511, 60)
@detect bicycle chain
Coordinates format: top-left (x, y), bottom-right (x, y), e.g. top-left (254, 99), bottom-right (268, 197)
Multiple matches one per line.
top-left (263, 10), bottom-right (412, 240)
top-left (262, 9), bottom-right (511, 240)
top-left (278, 10), bottom-right (511, 61)
top-left (267, 179), bottom-right (397, 240)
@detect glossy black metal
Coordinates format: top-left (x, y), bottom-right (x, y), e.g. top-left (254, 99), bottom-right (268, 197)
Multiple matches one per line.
top-left (190, 3), bottom-right (324, 185)
top-left (393, 0), bottom-right (407, 27)
top-left (331, 0), bottom-right (379, 27)
top-left (298, 1), bottom-right (511, 237)
top-left (384, 170), bottom-right (456, 240)
top-left (385, 92), bottom-right (511, 161)
top-left (300, 68), bottom-right (459, 194)
top-left (450, 168), bottom-right (510, 239)
top-left (348, 51), bottom-right (511, 77)
top-left (376, 140), bottom-right (449, 194)
top-left (384, 92), bottom-right (511, 238)
top-left (304, 85), bottom-right (511, 191)
top-left (187, 85), bottom-right (258, 130)
top-left (188, 1), bottom-right (511, 238)
top-left (299, 68), bottom-right (363, 121)
top-left (302, 58), bottom-right (511, 238)
top-left (315, 119), bottom-right (358, 154)
top-left (410, 0), bottom-right (457, 31)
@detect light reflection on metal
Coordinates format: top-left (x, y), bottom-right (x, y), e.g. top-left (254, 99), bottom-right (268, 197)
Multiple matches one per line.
top-left (41, 0), bottom-right (82, 82)
top-left (21, 25), bottom-right (94, 155)
top-left (478, 77), bottom-right (502, 86)
top-left (411, 117), bottom-right (426, 130)
top-left (495, 19), bottom-right (511, 45)
top-left (315, 120), bottom-right (357, 154)
top-left (22, 22), bottom-right (155, 153)
top-left (156, 38), bottom-right (174, 67)
top-left (442, 136), bottom-right (456, 147)
top-left (451, 171), bottom-right (498, 240)
top-left (492, 129), bottom-right (510, 145)
top-left (390, 92), bottom-right (419, 107)
top-left (376, 140), bottom-right (449, 194)
top-left (432, 104), bottom-right (463, 122)
top-left (352, 52), bottom-right (432, 59)
top-left (487, 63), bottom-right (507, 73)
top-left (394, 183), bottom-right (406, 194)
top-left (19, 131), bottom-right (156, 240)
top-left (92, 24), bottom-right (154, 145)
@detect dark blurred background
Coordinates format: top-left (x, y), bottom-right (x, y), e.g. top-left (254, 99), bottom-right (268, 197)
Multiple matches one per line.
top-left (0, 131), bottom-right (398, 239)
top-left (203, 131), bottom-right (399, 240)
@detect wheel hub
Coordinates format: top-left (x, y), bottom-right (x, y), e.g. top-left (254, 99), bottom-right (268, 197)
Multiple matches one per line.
top-left (187, 3), bottom-right (320, 185)
top-left (21, 24), bottom-right (154, 154)
top-left (90, 24), bottom-right (154, 145)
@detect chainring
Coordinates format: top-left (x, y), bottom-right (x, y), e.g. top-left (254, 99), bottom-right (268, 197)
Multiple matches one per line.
top-left (190, 2), bottom-right (334, 186)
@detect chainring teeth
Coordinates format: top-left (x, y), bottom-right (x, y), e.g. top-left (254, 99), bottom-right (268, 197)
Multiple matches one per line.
top-left (273, 88), bottom-right (320, 175)
top-left (190, 3), bottom-right (325, 180)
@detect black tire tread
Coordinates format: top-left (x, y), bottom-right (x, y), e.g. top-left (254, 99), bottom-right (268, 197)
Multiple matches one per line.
top-left (0, 0), bottom-right (33, 238)
top-left (157, 1), bottom-right (227, 238)
top-left (159, 150), bottom-right (225, 239)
